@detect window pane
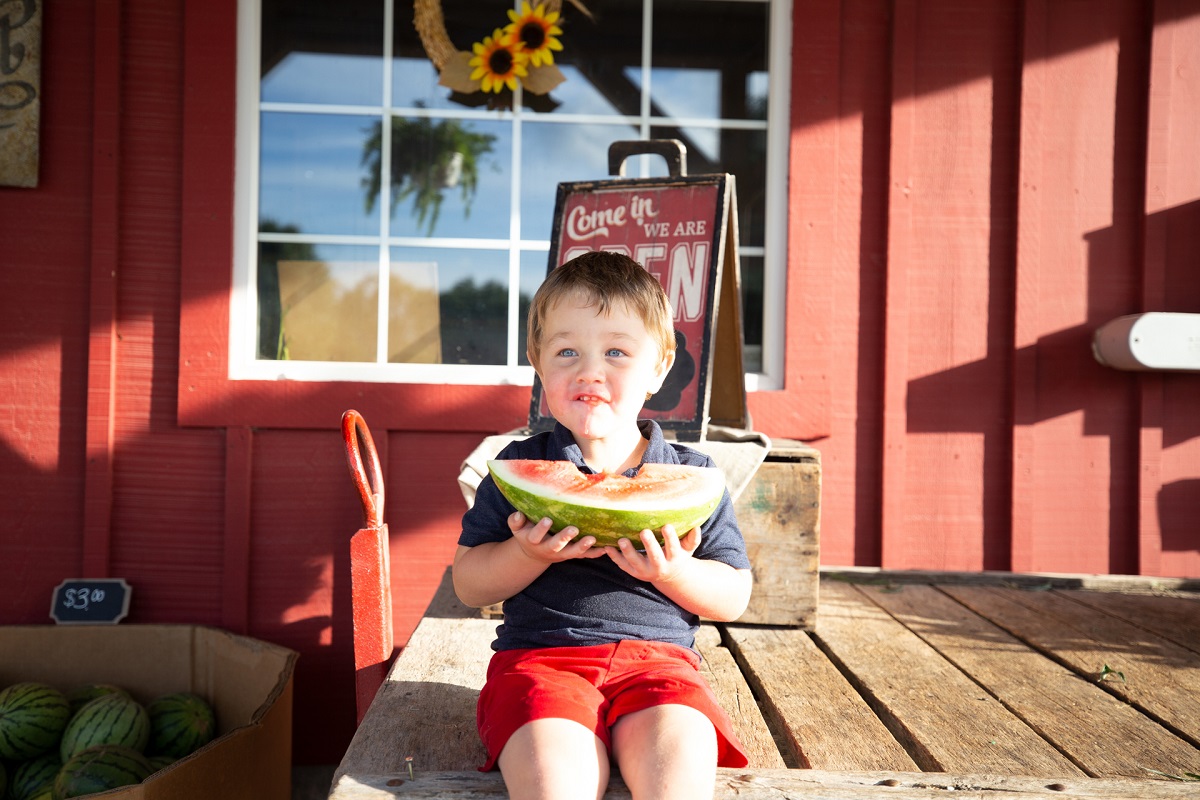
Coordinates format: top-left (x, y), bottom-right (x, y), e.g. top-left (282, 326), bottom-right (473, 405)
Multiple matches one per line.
top-left (261, 0), bottom-right (384, 106)
top-left (530, 0), bottom-right (643, 116)
top-left (518, 249), bottom-right (552, 366)
top-left (259, 112), bottom-right (381, 237)
top-left (650, 0), bottom-right (769, 121)
top-left (389, 247), bottom-right (510, 365)
top-left (650, 125), bottom-right (766, 248)
top-left (258, 243), bottom-right (380, 362)
top-left (388, 260), bottom-right (442, 363)
top-left (520, 121), bottom-right (639, 241)
top-left (385, 117), bottom-right (512, 239)
top-left (738, 253), bottom-right (764, 374)
top-left (246, 0), bottom-right (783, 383)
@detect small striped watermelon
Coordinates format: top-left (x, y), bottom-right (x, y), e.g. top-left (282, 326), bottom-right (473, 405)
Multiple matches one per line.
top-left (0, 682), bottom-right (71, 760)
top-left (147, 753), bottom-right (177, 772)
top-left (65, 683), bottom-right (129, 716)
top-left (59, 693), bottom-right (149, 761)
top-left (147, 692), bottom-right (216, 759)
top-left (8, 752), bottom-right (62, 800)
top-left (53, 744), bottom-right (153, 799)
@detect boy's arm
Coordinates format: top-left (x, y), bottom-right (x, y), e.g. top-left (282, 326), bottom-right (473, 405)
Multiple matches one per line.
top-left (654, 559), bottom-right (753, 622)
top-left (453, 512), bottom-right (604, 608)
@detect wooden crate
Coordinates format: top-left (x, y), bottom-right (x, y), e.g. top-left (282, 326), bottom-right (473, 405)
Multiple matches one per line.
top-left (732, 439), bottom-right (821, 628)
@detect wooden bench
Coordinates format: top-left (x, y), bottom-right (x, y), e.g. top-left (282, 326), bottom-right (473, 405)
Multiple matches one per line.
top-left (329, 440), bottom-right (1200, 799)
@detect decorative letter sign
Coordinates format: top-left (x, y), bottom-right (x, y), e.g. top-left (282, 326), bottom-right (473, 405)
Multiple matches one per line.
top-left (530, 142), bottom-right (747, 441)
top-left (0, 0), bottom-right (41, 188)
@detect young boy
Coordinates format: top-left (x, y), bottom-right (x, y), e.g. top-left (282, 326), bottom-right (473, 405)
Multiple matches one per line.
top-left (454, 251), bottom-right (753, 800)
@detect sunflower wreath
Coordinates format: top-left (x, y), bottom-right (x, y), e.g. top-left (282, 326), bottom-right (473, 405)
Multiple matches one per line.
top-left (414, 0), bottom-right (591, 109)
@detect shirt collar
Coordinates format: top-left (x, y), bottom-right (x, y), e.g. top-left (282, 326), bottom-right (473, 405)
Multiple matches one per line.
top-left (549, 419), bottom-right (666, 475)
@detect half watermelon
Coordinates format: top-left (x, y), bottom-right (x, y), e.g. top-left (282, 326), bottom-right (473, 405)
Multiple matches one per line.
top-left (487, 459), bottom-right (725, 548)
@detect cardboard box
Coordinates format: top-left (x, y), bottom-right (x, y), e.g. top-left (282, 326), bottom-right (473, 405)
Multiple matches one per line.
top-left (0, 625), bottom-right (297, 800)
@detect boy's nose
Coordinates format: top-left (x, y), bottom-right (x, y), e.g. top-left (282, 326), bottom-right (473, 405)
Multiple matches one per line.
top-left (575, 354), bottom-right (605, 382)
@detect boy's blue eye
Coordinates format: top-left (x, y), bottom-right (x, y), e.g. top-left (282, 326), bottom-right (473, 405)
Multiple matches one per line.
top-left (606, 348), bottom-right (626, 358)
top-left (557, 348), bottom-right (577, 357)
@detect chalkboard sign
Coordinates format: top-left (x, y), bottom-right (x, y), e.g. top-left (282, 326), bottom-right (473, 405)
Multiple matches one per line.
top-left (529, 140), bottom-right (747, 441)
top-left (50, 579), bottom-right (131, 624)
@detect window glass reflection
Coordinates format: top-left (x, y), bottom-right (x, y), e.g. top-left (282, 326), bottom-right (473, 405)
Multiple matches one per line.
top-left (520, 122), bottom-right (639, 240)
top-left (518, 249), bottom-right (552, 365)
top-left (261, 0), bottom-right (383, 106)
top-left (389, 247), bottom-right (510, 365)
top-left (385, 117), bottom-right (512, 239)
top-left (257, 243), bottom-right (380, 362)
top-left (260, 112), bottom-right (381, 238)
top-left (651, 1), bottom-right (769, 121)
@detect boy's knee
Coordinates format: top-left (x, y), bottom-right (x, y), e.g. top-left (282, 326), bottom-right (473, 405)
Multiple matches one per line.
top-left (498, 718), bottom-right (609, 800)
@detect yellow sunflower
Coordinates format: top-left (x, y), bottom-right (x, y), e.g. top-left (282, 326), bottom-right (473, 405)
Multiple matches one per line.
top-left (505, 2), bottom-right (564, 68)
top-left (469, 28), bottom-right (529, 93)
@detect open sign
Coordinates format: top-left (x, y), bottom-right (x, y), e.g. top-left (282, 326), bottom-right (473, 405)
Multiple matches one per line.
top-left (530, 141), bottom-right (747, 441)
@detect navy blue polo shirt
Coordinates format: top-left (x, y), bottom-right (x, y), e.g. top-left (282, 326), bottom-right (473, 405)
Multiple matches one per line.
top-left (459, 420), bottom-right (751, 652)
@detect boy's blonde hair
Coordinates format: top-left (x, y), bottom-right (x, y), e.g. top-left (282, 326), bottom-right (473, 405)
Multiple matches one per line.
top-left (527, 251), bottom-right (676, 372)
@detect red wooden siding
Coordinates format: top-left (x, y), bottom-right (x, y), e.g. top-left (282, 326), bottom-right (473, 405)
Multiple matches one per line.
top-left (2, 0), bottom-right (1198, 766)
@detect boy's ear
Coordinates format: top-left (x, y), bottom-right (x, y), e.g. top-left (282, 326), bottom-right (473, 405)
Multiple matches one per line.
top-left (650, 349), bottom-right (676, 392)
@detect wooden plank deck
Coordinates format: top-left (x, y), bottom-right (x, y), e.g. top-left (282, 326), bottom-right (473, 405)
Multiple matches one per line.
top-left (329, 570), bottom-right (1200, 799)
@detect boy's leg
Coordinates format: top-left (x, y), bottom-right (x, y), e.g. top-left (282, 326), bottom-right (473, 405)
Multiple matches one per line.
top-left (498, 717), bottom-right (610, 800)
top-left (610, 703), bottom-right (718, 800)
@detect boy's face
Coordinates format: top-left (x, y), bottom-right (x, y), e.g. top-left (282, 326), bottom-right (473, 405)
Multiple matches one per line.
top-left (535, 292), bottom-right (675, 443)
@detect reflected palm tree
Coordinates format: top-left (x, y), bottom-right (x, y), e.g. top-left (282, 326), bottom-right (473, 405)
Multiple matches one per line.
top-left (361, 109), bottom-right (497, 236)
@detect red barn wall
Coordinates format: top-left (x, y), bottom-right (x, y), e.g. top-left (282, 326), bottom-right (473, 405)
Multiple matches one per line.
top-left (2, 0), bottom-right (1198, 765)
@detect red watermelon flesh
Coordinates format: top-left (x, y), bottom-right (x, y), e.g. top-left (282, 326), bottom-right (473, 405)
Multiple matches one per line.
top-left (487, 459), bottom-right (725, 547)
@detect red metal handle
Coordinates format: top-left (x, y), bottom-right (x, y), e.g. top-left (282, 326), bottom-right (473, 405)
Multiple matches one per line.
top-left (342, 409), bottom-right (384, 530)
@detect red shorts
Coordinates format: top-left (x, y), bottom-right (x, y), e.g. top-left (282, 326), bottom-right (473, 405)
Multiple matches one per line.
top-left (476, 639), bottom-right (749, 771)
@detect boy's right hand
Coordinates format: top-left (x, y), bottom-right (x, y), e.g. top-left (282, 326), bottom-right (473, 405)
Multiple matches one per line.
top-left (509, 511), bottom-right (606, 563)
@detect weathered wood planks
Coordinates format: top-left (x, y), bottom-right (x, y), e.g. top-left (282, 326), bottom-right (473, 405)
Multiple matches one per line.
top-left (331, 767), bottom-right (1200, 799)
top-left (695, 625), bottom-right (787, 769)
top-left (813, 581), bottom-right (1084, 775)
top-left (862, 582), bottom-right (1200, 779)
top-left (333, 571), bottom-right (782, 787)
top-left (330, 573), bottom-right (1200, 800)
top-left (943, 585), bottom-right (1200, 748)
top-left (722, 623), bottom-right (916, 771)
top-left (732, 440), bottom-right (821, 628)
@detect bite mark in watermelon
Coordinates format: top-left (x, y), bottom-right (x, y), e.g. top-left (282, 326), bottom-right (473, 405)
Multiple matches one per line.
top-left (487, 459), bottom-right (725, 548)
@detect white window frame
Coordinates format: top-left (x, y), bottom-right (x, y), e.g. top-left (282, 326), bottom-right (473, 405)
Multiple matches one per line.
top-left (230, 0), bottom-right (789, 390)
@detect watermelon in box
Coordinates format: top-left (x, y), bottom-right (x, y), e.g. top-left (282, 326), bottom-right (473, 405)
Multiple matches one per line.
top-left (8, 752), bottom-right (61, 800)
top-left (60, 692), bottom-right (150, 761)
top-left (147, 692), bottom-right (216, 759)
top-left (0, 625), bottom-right (296, 800)
top-left (488, 459), bottom-right (725, 548)
top-left (0, 682), bottom-right (70, 760)
top-left (54, 744), bottom-right (154, 798)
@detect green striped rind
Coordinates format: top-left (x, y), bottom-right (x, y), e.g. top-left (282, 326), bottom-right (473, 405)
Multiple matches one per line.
top-left (0, 683), bottom-right (71, 760)
top-left (65, 684), bottom-right (129, 717)
top-left (53, 744), bottom-right (153, 799)
top-left (59, 693), bottom-right (149, 762)
top-left (9, 752), bottom-right (62, 800)
top-left (148, 754), bottom-right (177, 772)
top-left (488, 461), bottom-right (724, 548)
top-left (147, 692), bottom-right (216, 759)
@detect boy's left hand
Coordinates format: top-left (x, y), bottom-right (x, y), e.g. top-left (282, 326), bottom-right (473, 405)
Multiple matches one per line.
top-left (605, 524), bottom-right (700, 583)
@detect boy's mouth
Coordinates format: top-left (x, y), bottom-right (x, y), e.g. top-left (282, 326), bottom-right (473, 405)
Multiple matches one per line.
top-left (574, 392), bottom-right (608, 405)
